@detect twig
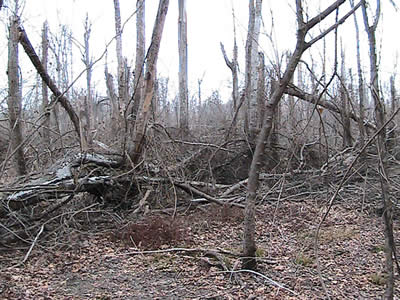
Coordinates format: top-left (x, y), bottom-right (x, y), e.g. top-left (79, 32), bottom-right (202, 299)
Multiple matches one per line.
top-left (120, 247), bottom-right (239, 257)
top-left (174, 182), bottom-right (245, 208)
top-left (17, 224), bottom-right (44, 266)
top-left (217, 269), bottom-right (299, 296)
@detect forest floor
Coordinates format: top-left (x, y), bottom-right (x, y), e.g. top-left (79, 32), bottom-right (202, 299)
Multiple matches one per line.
top-left (1, 197), bottom-right (399, 299)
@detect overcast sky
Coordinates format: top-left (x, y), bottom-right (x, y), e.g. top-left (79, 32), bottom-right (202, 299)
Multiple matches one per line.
top-left (1, 0), bottom-right (399, 102)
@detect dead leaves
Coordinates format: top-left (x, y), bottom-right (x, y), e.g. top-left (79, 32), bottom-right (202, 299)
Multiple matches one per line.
top-left (1, 200), bottom-right (398, 299)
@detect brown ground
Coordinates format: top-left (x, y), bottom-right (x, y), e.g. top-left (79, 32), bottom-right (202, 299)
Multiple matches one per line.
top-left (1, 198), bottom-right (398, 299)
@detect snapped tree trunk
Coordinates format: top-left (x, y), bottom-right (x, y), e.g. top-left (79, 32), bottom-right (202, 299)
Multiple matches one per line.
top-left (7, 16), bottom-right (27, 176)
top-left (105, 69), bottom-right (119, 136)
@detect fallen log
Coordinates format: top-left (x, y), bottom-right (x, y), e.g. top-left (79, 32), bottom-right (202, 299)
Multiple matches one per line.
top-left (0, 152), bottom-right (131, 210)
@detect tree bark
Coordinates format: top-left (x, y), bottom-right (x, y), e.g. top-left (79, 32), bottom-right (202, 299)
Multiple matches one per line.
top-left (8, 16), bottom-right (27, 176)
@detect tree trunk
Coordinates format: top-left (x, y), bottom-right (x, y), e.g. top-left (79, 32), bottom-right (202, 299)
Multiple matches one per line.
top-left (361, 1), bottom-right (393, 298)
top-left (388, 75), bottom-right (397, 148)
top-left (340, 46), bottom-right (352, 148)
top-left (244, 0), bottom-right (263, 141)
top-left (82, 15), bottom-right (93, 150)
top-left (131, 0), bottom-right (146, 129)
top-left (220, 8), bottom-right (239, 130)
top-left (350, 0), bottom-right (366, 148)
top-left (178, 0), bottom-right (189, 133)
top-left (41, 21), bottom-right (50, 147)
top-left (130, 0), bottom-right (169, 164)
top-left (105, 68), bottom-right (119, 136)
top-left (256, 53), bottom-right (265, 130)
top-left (242, 0), bottom-right (359, 270)
top-left (113, 0), bottom-right (127, 113)
top-left (7, 16), bottom-right (27, 176)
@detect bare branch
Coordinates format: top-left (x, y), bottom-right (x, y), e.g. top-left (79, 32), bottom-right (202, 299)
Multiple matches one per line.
top-left (306, 1), bottom-right (362, 47)
top-left (17, 26), bottom-right (81, 139)
top-left (220, 42), bottom-right (234, 71)
top-left (305, 0), bottom-right (346, 30)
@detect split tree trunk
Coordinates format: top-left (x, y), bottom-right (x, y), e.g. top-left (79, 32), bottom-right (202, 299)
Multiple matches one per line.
top-left (130, 0), bottom-right (169, 164)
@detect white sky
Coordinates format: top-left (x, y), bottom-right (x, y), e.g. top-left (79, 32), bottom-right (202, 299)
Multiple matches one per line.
top-left (1, 0), bottom-right (399, 103)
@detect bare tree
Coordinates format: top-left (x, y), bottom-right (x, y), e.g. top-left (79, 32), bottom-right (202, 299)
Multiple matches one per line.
top-left (178, 0), bottom-right (189, 133)
top-left (8, 14), bottom-right (27, 176)
top-left (242, 0), bottom-right (362, 270)
top-left (130, 0), bottom-right (169, 164)
top-left (362, 0), bottom-right (394, 298)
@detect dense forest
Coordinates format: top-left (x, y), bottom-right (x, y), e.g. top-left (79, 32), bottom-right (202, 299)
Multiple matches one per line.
top-left (1, 0), bottom-right (400, 298)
